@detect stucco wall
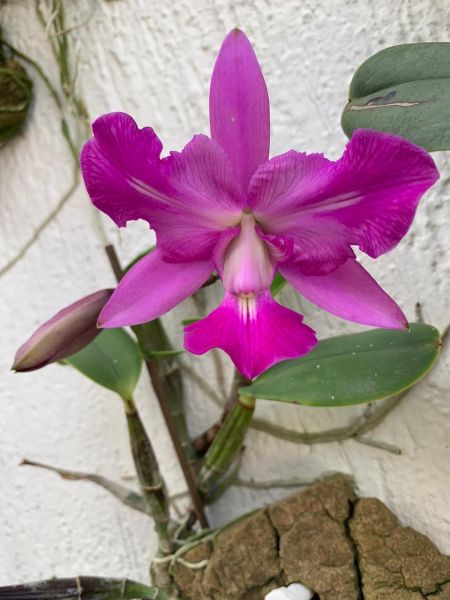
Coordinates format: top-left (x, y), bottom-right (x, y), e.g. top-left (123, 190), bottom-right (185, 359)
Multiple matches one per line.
top-left (1, 0), bottom-right (449, 586)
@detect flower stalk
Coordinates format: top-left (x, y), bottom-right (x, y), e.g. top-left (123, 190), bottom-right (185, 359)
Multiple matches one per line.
top-left (198, 393), bottom-right (256, 499)
top-left (122, 396), bottom-right (172, 555)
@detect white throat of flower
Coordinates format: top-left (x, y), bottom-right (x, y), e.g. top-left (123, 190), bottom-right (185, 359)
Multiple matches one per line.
top-left (238, 293), bottom-right (257, 323)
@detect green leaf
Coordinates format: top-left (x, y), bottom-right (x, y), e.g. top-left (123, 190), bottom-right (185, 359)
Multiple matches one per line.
top-left (65, 329), bottom-right (142, 400)
top-left (0, 577), bottom-right (167, 599)
top-left (341, 43), bottom-right (450, 150)
top-left (270, 273), bottom-right (287, 296)
top-left (242, 323), bottom-right (440, 407)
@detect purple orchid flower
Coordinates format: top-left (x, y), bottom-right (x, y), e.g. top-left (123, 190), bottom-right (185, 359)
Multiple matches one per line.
top-left (81, 30), bottom-right (439, 380)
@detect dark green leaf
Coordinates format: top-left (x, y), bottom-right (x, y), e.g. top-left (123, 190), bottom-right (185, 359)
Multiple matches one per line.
top-left (65, 329), bottom-right (141, 400)
top-left (242, 324), bottom-right (440, 406)
top-left (0, 577), bottom-right (165, 600)
top-left (341, 43), bottom-right (450, 150)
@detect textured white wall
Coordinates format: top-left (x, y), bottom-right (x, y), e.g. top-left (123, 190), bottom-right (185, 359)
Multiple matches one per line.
top-left (1, 0), bottom-right (450, 587)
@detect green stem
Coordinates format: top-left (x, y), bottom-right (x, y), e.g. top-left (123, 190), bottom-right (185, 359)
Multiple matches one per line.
top-left (198, 394), bottom-right (255, 499)
top-left (123, 396), bottom-right (172, 556)
top-left (0, 577), bottom-right (169, 600)
top-left (105, 245), bottom-right (208, 529)
top-left (192, 369), bottom-right (250, 456)
top-left (133, 320), bottom-right (197, 463)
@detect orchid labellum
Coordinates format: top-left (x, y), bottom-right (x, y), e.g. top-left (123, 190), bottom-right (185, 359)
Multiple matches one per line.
top-left (81, 30), bottom-right (438, 379)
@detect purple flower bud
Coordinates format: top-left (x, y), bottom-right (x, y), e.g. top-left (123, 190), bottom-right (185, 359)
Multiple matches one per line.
top-left (13, 289), bottom-right (113, 372)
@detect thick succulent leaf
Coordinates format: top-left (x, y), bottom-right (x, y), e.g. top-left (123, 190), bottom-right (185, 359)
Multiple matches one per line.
top-left (242, 323), bottom-right (440, 406)
top-left (0, 577), bottom-right (165, 600)
top-left (342, 43), bottom-right (450, 150)
top-left (65, 329), bottom-right (142, 400)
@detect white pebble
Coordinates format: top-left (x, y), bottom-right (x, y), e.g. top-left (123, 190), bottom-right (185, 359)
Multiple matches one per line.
top-left (265, 582), bottom-right (314, 600)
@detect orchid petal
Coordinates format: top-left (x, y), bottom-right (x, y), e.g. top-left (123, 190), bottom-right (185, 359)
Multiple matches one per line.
top-left (184, 292), bottom-right (317, 379)
top-left (210, 29), bottom-right (270, 194)
top-left (81, 113), bottom-right (242, 262)
top-left (281, 258), bottom-right (408, 329)
top-left (250, 130), bottom-right (438, 273)
top-left (99, 250), bottom-right (213, 328)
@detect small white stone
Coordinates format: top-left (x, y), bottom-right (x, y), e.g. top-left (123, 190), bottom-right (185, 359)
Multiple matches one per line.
top-left (265, 582), bottom-right (314, 600)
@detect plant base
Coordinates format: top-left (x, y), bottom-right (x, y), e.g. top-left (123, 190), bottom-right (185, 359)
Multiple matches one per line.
top-left (173, 475), bottom-right (450, 599)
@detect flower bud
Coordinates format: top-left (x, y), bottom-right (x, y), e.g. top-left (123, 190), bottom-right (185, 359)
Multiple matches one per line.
top-left (0, 37), bottom-right (33, 145)
top-left (13, 289), bottom-right (113, 372)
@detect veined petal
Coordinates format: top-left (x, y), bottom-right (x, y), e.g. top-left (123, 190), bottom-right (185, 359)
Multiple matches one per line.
top-left (249, 150), bottom-right (355, 273)
top-left (81, 113), bottom-right (243, 262)
top-left (210, 29), bottom-right (270, 194)
top-left (158, 135), bottom-right (243, 260)
top-left (281, 258), bottom-right (408, 329)
top-left (184, 292), bottom-right (317, 379)
top-left (81, 112), bottom-right (163, 226)
top-left (250, 130), bottom-right (439, 273)
top-left (99, 250), bottom-right (213, 328)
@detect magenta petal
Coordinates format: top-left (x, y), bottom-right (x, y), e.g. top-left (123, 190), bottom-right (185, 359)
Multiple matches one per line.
top-left (281, 259), bottom-right (408, 329)
top-left (99, 250), bottom-right (213, 328)
top-left (158, 135), bottom-right (243, 260)
top-left (81, 112), bottom-right (164, 226)
top-left (184, 292), bottom-right (317, 379)
top-left (328, 130), bottom-right (439, 258)
top-left (250, 130), bottom-right (439, 273)
top-left (249, 150), bottom-right (356, 274)
top-left (81, 113), bottom-right (242, 262)
top-left (210, 29), bottom-right (270, 194)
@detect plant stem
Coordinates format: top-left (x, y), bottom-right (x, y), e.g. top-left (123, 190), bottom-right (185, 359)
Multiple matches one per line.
top-left (104, 244), bottom-right (208, 529)
top-left (123, 396), bottom-right (172, 555)
top-left (192, 369), bottom-right (250, 456)
top-left (133, 320), bottom-right (197, 463)
top-left (198, 394), bottom-right (255, 499)
top-left (142, 357), bottom-right (208, 528)
top-left (0, 577), bottom-right (168, 600)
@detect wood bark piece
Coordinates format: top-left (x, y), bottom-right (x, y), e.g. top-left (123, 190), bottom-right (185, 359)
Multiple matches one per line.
top-left (172, 475), bottom-right (450, 599)
top-left (350, 497), bottom-right (450, 599)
